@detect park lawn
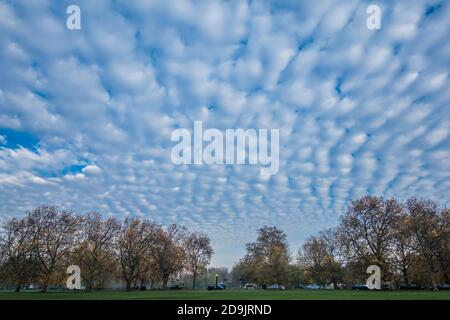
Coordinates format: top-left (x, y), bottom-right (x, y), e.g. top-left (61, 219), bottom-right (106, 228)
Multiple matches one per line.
top-left (0, 289), bottom-right (449, 300)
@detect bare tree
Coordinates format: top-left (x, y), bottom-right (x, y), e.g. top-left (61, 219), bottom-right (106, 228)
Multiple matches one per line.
top-left (116, 217), bottom-right (156, 290)
top-left (0, 218), bottom-right (37, 291)
top-left (337, 196), bottom-right (403, 274)
top-left (320, 228), bottom-right (342, 260)
top-left (390, 211), bottom-right (417, 286)
top-left (74, 212), bottom-right (120, 291)
top-left (407, 198), bottom-right (444, 290)
top-left (151, 224), bottom-right (187, 289)
top-left (26, 206), bottom-right (80, 292)
top-left (184, 232), bottom-right (213, 289)
top-left (298, 236), bottom-right (328, 285)
top-left (437, 208), bottom-right (450, 284)
top-left (243, 226), bottom-right (290, 286)
top-left (299, 229), bottom-right (344, 288)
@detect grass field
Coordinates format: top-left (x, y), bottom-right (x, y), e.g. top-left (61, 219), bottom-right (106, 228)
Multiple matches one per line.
top-left (0, 289), bottom-right (449, 300)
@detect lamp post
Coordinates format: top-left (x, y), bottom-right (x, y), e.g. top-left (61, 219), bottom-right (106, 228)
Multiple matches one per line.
top-left (215, 273), bottom-right (219, 287)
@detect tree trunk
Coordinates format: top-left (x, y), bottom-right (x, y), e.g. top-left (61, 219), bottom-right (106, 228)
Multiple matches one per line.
top-left (192, 273), bottom-right (197, 290)
top-left (437, 255), bottom-right (449, 284)
top-left (429, 270), bottom-right (438, 291)
top-left (86, 277), bottom-right (94, 291)
top-left (15, 285), bottom-right (21, 292)
top-left (402, 267), bottom-right (409, 286)
top-left (426, 255), bottom-right (439, 291)
top-left (162, 276), bottom-right (169, 290)
top-left (431, 275), bottom-right (438, 291)
top-left (125, 280), bottom-right (132, 291)
top-left (41, 283), bottom-right (48, 293)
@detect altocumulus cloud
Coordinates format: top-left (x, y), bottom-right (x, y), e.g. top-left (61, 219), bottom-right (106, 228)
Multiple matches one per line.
top-left (0, 0), bottom-right (449, 267)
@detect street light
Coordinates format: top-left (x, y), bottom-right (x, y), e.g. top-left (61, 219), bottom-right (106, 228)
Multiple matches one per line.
top-left (215, 273), bottom-right (219, 287)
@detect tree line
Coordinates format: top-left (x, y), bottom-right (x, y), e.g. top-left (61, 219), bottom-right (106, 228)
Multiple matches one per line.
top-left (0, 206), bottom-right (213, 292)
top-left (1, 196), bottom-right (448, 292)
top-left (231, 196), bottom-right (449, 290)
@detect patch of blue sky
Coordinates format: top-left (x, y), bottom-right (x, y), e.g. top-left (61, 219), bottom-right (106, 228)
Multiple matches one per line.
top-left (0, 128), bottom-right (40, 152)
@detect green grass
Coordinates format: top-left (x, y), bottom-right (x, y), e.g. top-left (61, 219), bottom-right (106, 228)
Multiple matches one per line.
top-left (0, 289), bottom-right (449, 300)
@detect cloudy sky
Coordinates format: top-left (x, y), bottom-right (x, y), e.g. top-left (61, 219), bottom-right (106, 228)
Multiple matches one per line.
top-left (0, 0), bottom-right (449, 267)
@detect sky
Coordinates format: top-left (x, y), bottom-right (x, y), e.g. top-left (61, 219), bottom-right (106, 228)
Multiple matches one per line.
top-left (0, 0), bottom-right (449, 268)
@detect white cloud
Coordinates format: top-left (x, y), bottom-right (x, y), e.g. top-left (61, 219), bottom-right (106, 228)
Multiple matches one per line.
top-left (82, 164), bottom-right (102, 175)
top-left (0, 0), bottom-right (449, 267)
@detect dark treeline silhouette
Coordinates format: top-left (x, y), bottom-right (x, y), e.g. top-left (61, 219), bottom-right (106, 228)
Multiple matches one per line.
top-left (0, 207), bottom-right (213, 292)
top-left (231, 196), bottom-right (449, 291)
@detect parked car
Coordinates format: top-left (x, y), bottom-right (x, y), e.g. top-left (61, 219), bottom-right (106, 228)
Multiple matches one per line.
top-left (169, 284), bottom-right (182, 290)
top-left (293, 284), bottom-right (305, 289)
top-left (352, 284), bottom-right (369, 290)
top-left (306, 284), bottom-right (321, 290)
top-left (244, 283), bottom-right (258, 290)
top-left (207, 283), bottom-right (225, 290)
top-left (399, 284), bottom-right (425, 290)
top-left (438, 284), bottom-right (450, 290)
top-left (267, 284), bottom-right (286, 290)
